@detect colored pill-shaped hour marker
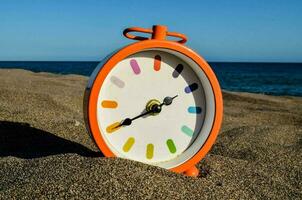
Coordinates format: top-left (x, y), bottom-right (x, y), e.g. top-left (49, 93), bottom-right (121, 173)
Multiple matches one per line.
top-left (166, 139), bottom-right (177, 153)
top-left (130, 59), bottom-right (141, 74)
top-left (106, 122), bottom-right (121, 133)
top-left (110, 76), bottom-right (125, 88)
top-left (185, 83), bottom-right (198, 93)
top-left (154, 55), bottom-right (161, 71)
top-left (101, 100), bottom-right (118, 109)
top-left (172, 64), bottom-right (184, 78)
top-left (188, 106), bottom-right (202, 114)
top-left (123, 137), bottom-right (135, 152)
top-left (146, 144), bottom-right (154, 159)
top-left (181, 125), bottom-right (194, 137)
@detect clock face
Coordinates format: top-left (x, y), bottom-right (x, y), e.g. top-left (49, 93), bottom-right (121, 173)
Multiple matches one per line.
top-left (95, 49), bottom-right (215, 168)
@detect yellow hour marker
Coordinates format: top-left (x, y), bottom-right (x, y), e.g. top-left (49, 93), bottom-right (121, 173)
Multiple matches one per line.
top-left (146, 144), bottom-right (154, 159)
top-left (101, 100), bottom-right (118, 108)
top-left (106, 122), bottom-right (121, 133)
top-left (123, 137), bottom-right (135, 152)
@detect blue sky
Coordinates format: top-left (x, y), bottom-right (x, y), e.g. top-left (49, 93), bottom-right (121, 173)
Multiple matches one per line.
top-left (0, 0), bottom-right (301, 62)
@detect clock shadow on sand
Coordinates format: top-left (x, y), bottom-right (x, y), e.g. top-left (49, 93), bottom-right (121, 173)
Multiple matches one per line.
top-left (0, 121), bottom-right (101, 159)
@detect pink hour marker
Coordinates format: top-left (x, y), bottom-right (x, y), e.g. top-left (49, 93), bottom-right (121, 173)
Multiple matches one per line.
top-left (130, 59), bottom-right (141, 74)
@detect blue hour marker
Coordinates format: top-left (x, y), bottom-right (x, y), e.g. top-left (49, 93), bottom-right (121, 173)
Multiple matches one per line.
top-left (184, 83), bottom-right (198, 93)
top-left (188, 106), bottom-right (202, 114)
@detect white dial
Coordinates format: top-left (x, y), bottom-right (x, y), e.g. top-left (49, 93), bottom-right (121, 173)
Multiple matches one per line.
top-left (96, 49), bottom-right (215, 168)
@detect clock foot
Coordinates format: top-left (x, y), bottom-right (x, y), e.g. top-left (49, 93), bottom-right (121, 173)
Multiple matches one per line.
top-left (184, 165), bottom-right (199, 177)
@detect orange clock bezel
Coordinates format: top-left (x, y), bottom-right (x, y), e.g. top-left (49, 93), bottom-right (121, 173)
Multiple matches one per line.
top-left (87, 39), bottom-right (223, 173)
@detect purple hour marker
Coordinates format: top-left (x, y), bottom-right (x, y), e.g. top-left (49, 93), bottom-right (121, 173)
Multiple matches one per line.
top-left (130, 59), bottom-right (141, 75)
top-left (185, 83), bottom-right (198, 93)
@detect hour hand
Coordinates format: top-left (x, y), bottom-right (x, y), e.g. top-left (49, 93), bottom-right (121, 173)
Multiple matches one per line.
top-left (109, 95), bottom-right (178, 131)
top-left (162, 95), bottom-right (178, 106)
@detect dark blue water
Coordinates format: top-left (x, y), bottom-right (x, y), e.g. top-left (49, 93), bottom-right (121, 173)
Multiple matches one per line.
top-left (0, 61), bottom-right (301, 97)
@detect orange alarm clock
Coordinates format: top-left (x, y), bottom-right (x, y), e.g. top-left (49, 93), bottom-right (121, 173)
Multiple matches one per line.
top-left (84, 25), bottom-right (223, 177)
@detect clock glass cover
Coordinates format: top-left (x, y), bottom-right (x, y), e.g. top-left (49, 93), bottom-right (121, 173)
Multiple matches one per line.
top-left (95, 49), bottom-right (215, 169)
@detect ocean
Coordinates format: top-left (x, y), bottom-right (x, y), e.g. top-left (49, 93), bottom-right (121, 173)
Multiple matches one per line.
top-left (0, 61), bottom-right (301, 97)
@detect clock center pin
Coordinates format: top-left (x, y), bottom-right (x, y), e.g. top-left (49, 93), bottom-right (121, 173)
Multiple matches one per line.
top-left (146, 99), bottom-right (161, 115)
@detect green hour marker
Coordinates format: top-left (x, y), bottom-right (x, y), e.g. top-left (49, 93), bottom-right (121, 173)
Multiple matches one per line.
top-left (166, 139), bottom-right (177, 153)
top-left (146, 144), bottom-right (154, 159)
top-left (181, 125), bottom-right (194, 137)
top-left (123, 137), bottom-right (135, 152)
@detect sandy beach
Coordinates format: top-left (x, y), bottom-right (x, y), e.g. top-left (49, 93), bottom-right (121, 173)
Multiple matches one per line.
top-left (0, 69), bottom-right (301, 199)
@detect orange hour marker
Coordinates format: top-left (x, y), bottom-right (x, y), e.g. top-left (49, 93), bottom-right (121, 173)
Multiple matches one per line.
top-left (154, 55), bottom-right (161, 71)
top-left (106, 122), bottom-right (121, 133)
top-left (101, 100), bottom-right (118, 108)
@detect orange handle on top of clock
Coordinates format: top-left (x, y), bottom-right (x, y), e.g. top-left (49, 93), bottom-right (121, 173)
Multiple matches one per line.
top-left (123, 25), bottom-right (187, 44)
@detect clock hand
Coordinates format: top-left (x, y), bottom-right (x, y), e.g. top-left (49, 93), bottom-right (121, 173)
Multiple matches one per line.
top-left (118, 95), bottom-right (178, 127)
top-left (118, 105), bottom-right (160, 127)
top-left (162, 95), bottom-right (178, 106)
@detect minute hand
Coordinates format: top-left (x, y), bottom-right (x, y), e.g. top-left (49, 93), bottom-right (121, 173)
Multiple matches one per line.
top-left (119, 107), bottom-right (156, 127)
top-left (131, 109), bottom-right (154, 121)
top-left (119, 95), bottom-right (178, 127)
